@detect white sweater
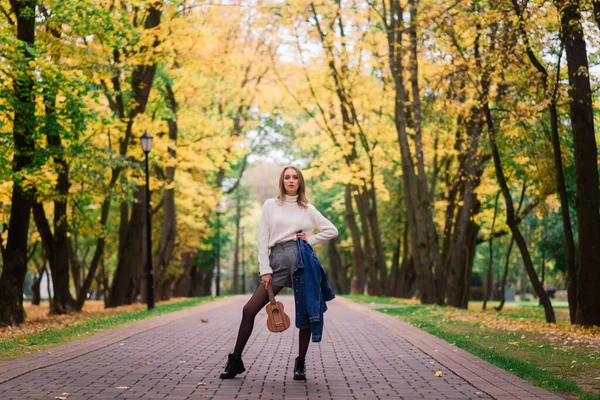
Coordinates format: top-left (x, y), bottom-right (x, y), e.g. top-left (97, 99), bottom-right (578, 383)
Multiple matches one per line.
top-left (258, 194), bottom-right (339, 276)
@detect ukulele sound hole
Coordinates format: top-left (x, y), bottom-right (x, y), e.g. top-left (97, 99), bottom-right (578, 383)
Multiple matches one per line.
top-left (272, 309), bottom-right (279, 316)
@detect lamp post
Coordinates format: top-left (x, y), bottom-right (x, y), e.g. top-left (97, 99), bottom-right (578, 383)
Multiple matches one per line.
top-left (241, 226), bottom-right (246, 294)
top-left (215, 202), bottom-right (224, 296)
top-left (141, 131), bottom-right (155, 310)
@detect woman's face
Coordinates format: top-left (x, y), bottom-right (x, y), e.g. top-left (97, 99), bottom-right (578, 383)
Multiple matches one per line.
top-left (283, 168), bottom-right (300, 195)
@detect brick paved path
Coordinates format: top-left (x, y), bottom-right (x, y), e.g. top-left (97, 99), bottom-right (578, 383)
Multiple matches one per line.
top-left (0, 295), bottom-right (564, 400)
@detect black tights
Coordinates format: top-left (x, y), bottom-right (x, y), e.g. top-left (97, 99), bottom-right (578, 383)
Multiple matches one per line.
top-left (233, 283), bottom-right (312, 358)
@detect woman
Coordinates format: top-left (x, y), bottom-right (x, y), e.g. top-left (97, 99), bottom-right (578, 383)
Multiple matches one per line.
top-left (220, 165), bottom-right (338, 381)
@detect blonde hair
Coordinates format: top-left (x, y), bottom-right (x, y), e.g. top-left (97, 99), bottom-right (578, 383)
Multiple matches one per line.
top-left (276, 166), bottom-right (309, 209)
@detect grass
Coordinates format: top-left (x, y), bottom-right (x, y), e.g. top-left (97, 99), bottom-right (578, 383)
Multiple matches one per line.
top-left (0, 296), bottom-right (218, 362)
top-left (343, 294), bottom-right (600, 400)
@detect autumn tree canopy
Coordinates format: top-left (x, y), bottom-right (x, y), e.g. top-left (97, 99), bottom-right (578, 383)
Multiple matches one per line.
top-left (0, 0), bottom-right (598, 327)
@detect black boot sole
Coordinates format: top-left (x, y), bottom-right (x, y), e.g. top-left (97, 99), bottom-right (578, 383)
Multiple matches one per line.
top-left (219, 367), bottom-right (245, 379)
top-left (293, 374), bottom-right (306, 381)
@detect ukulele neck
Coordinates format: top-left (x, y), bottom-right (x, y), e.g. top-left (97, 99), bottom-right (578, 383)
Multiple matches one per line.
top-left (266, 284), bottom-right (277, 305)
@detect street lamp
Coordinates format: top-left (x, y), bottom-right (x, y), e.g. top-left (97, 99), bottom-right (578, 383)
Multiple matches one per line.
top-left (141, 131), bottom-right (155, 310)
top-left (215, 202), bottom-right (224, 296)
top-left (241, 226), bottom-right (246, 294)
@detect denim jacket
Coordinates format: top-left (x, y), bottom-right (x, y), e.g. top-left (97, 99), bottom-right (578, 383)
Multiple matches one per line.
top-left (292, 239), bottom-right (335, 342)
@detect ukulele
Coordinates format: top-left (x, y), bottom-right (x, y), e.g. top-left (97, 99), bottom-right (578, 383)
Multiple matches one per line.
top-left (265, 282), bottom-right (291, 333)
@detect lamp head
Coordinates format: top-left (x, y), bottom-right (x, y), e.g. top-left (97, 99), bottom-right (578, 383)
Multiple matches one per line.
top-left (141, 131), bottom-right (153, 153)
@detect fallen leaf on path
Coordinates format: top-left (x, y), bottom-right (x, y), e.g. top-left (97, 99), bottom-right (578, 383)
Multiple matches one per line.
top-left (62, 393), bottom-right (69, 396)
top-left (435, 371), bottom-right (443, 377)
top-left (327, 339), bottom-right (333, 343)
top-left (55, 397), bottom-right (67, 400)
top-left (397, 355), bottom-right (403, 358)
top-left (230, 337), bottom-right (236, 340)
top-left (115, 386), bottom-right (129, 390)
top-left (59, 380), bottom-right (66, 384)
top-left (201, 319), bottom-right (208, 323)
top-left (197, 382), bottom-right (207, 386)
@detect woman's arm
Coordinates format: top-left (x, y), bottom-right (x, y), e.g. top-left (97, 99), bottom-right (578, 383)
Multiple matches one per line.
top-left (307, 205), bottom-right (338, 246)
top-left (258, 199), bottom-right (273, 276)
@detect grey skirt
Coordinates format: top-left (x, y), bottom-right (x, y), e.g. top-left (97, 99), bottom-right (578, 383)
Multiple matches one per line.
top-left (269, 240), bottom-right (298, 288)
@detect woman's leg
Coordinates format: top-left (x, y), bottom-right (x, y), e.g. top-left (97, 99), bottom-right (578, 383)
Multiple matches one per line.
top-left (294, 326), bottom-right (311, 380)
top-left (298, 326), bottom-right (311, 357)
top-left (232, 283), bottom-right (283, 356)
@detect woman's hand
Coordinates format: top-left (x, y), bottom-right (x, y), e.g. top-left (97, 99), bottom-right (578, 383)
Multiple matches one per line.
top-left (297, 232), bottom-right (308, 242)
top-left (261, 273), bottom-right (272, 288)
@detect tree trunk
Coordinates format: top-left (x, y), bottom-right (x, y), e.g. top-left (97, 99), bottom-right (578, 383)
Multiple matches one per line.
top-left (355, 188), bottom-right (381, 295)
top-left (408, 0), bottom-right (444, 305)
top-left (0, 0), bottom-right (37, 327)
top-left (232, 192), bottom-right (242, 294)
top-left (327, 238), bottom-right (347, 294)
top-left (495, 235), bottom-right (515, 311)
top-left (550, 99), bottom-right (577, 324)
top-left (484, 102), bottom-right (556, 323)
top-left (190, 252), bottom-right (215, 297)
top-left (388, 238), bottom-right (401, 297)
top-left (555, 0), bottom-right (600, 327)
top-left (539, 253), bottom-right (546, 306)
top-left (31, 265), bottom-right (46, 306)
top-left (107, 186), bottom-right (146, 307)
top-left (77, 3), bottom-right (162, 308)
top-left (118, 202), bottom-right (129, 264)
top-left (511, 0), bottom-right (577, 324)
top-left (159, 276), bottom-right (174, 301)
top-left (32, 202), bottom-right (78, 314)
top-left (447, 115), bottom-right (484, 308)
top-left (37, 55), bottom-right (79, 315)
top-left (593, 0), bottom-right (600, 30)
top-left (345, 185), bottom-right (366, 294)
top-left (94, 267), bottom-right (103, 301)
top-left (461, 213), bottom-right (480, 308)
top-left (398, 256), bottom-right (417, 299)
top-left (153, 83), bottom-right (178, 301)
top-left (483, 192), bottom-right (501, 310)
top-left (308, 4), bottom-right (375, 297)
top-left (173, 252), bottom-right (195, 297)
top-left (366, 166), bottom-right (388, 292)
top-left (383, 0), bottom-right (435, 304)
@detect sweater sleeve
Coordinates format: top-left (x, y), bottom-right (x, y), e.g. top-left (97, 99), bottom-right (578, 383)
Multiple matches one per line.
top-left (307, 205), bottom-right (339, 246)
top-left (258, 199), bottom-right (273, 276)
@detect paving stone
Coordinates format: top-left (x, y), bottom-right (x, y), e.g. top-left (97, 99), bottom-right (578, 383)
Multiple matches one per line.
top-left (0, 294), bottom-right (565, 399)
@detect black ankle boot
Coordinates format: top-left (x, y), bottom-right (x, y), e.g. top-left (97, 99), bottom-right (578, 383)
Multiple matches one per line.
top-left (293, 356), bottom-right (306, 380)
top-left (219, 353), bottom-right (245, 379)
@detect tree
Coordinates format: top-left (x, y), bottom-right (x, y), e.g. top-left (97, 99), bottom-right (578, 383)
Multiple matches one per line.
top-left (0, 0), bottom-right (38, 326)
top-left (554, 0), bottom-right (600, 327)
